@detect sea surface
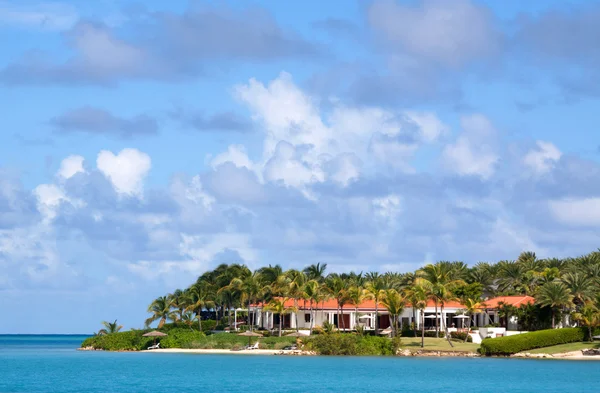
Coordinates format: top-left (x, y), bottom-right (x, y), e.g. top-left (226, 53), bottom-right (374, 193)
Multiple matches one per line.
top-left (0, 335), bottom-right (597, 392)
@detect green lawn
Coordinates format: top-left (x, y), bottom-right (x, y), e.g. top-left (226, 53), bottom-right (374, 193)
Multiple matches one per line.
top-left (526, 342), bottom-right (600, 354)
top-left (399, 337), bottom-right (480, 353)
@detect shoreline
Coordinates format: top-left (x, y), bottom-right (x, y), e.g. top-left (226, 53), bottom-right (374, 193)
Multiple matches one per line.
top-left (79, 347), bottom-right (600, 360)
top-left (141, 348), bottom-right (315, 356)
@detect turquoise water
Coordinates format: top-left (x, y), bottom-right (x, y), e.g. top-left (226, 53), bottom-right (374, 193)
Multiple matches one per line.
top-left (0, 335), bottom-right (598, 392)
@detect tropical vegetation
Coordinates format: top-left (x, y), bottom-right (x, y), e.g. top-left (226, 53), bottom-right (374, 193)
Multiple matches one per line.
top-left (88, 249), bottom-right (600, 353)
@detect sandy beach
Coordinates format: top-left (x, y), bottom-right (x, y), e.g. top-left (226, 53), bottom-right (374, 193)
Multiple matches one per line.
top-left (512, 350), bottom-right (600, 360)
top-left (142, 348), bottom-right (314, 356)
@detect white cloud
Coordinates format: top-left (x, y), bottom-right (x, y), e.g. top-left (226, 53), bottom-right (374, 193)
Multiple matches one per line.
top-left (57, 155), bottom-right (85, 179)
top-left (263, 141), bottom-right (322, 189)
top-left (210, 144), bottom-right (254, 170)
top-left (97, 148), bottom-right (151, 197)
top-left (523, 140), bottom-right (562, 174)
top-left (441, 114), bottom-right (498, 179)
top-left (235, 72), bottom-right (447, 189)
top-left (33, 184), bottom-right (68, 221)
top-left (548, 198), bottom-right (600, 227)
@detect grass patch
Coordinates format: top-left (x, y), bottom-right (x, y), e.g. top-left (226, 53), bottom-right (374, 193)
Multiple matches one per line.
top-left (527, 342), bottom-right (600, 355)
top-left (399, 337), bottom-right (480, 353)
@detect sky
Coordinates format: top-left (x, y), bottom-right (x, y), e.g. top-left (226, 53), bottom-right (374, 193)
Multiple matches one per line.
top-left (1, 0), bottom-right (600, 334)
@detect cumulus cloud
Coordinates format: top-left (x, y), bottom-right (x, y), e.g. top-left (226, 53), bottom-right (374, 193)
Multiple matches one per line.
top-left (234, 72), bottom-right (447, 189)
top-left (441, 114), bottom-right (499, 179)
top-left (51, 106), bottom-right (158, 138)
top-left (96, 148), bottom-right (151, 197)
top-left (523, 141), bottom-right (562, 175)
top-left (57, 155), bottom-right (85, 179)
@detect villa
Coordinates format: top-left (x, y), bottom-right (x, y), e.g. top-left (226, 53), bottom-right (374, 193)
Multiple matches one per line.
top-left (247, 295), bottom-right (536, 334)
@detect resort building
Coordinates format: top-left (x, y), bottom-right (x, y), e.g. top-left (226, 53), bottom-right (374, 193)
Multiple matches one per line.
top-left (249, 295), bottom-right (535, 334)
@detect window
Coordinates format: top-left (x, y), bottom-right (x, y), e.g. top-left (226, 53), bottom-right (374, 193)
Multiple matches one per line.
top-left (304, 313), bottom-right (311, 323)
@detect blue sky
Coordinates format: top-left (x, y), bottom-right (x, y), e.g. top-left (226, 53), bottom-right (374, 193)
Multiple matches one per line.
top-left (2, 0), bottom-right (600, 334)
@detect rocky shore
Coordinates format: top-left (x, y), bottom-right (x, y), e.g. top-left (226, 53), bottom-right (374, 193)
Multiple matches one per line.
top-left (397, 349), bottom-right (479, 357)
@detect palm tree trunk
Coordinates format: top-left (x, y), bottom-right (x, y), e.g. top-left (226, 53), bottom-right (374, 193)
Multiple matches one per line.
top-left (355, 306), bottom-right (359, 331)
top-left (413, 308), bottom-right (417, 337)
top-left (278, 316), bottom-right (282, 337)
top-left (248, 299), bottom-right (253, 332)
top-left (442, 305), bottom-right (453, 347)
top-left (375, 301), bottom-right (379, 333)
top-left (309, 300), bottom-right (314, 335)
top-left (552, 309), bottom-right (555, 329)
top-left (294, 298), bottom-right (299, 332)
top-left (464, 314), bottom-right (471, 343)
top-left (435, 302), bottom-right (439, 337)
top-left (198, 308), bottom-right (202, 331)
top-left (421, 311), bottom-right (425, 348)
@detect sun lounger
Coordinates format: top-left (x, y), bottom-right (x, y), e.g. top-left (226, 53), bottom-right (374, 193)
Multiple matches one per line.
top-left (147, 343), bottom-right (160, 350)
top-left (244, 342), bottom-right (259, 350)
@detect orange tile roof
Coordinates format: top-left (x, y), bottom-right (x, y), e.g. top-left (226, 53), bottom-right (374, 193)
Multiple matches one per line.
top-left (480, 296), bottom-right (535, 309)
top-left (253, 298), bottom-right (465, 310)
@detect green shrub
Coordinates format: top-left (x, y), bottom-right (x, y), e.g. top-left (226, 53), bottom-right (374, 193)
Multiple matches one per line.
top-left (158, 328), bottom-right (206, 349)
top-left (306, 333), bottom-right (393, 356)
top-left (479, 328), bottom-right (586, 356)
top-left (200, 320), bottom-right (217, 334)
top-left (81, 331), bottom-right (152, 351)
top-left (450, 332), bottom-right (472, 342)
top-left (400, 330), bottom-right (445, 338)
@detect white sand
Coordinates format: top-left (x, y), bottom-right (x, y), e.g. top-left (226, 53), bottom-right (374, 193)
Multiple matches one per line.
top-left (142, 348), bottom-right (290, 355)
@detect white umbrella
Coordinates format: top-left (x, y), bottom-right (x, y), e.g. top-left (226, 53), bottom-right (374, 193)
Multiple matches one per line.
top-left (358, 315), bottom-right (374, 320)
top-left (453, 314), bottom-right (469, 329)
top-left (424, 315), bottom-right (438, 318)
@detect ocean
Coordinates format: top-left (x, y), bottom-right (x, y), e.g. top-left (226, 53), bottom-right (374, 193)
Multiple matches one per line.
top-left (0, 335), bottom-right (597, 392)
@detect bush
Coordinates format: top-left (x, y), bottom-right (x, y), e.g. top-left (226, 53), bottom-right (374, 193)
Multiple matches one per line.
top-left (450, 332), bottom-right (472, 342)
top-left (200, 320), bottom-right (217, 334)
top-left (479, 328), bottom-right (586, 356)
top-left (400, 330), bottom-right (445, 338)
top-left (306, 333), bottom-right (393, 356)
top-left (81, 331), bottom-right (153, 351)
top-left (158, 329), bottom-right (205, 349)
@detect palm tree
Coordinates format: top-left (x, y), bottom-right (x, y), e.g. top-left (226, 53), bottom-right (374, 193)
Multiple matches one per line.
top-left (536, 282), bottom-right (574, 328)
top-left (168, 289), bottom-right (186, 322)
top-left (145, 296), bottom-right (177, 329)
top-left (180, 312), bottom-right (197, 330)
top-left (461, 298), bottom-right (482, 342)
top-left (303, 263), bottom-right (327, 282)
top-left (185, 283), bottom-right (215, 331)
top-left (381, 289), bottom-right (406, 338)
top-left (562, 272), bottom-right (594, 307)
top-left (304, 279), bottom-right (323, 334)
top-left (264, 298), bottom-right (297, 337)
top-left (405, 283), bottom-right (429, 346)
top-left (228, 271), bottom-right (263, 331)
top-left (324, 274), bottom-right (350, 330)
top-left (418, 262), bottom-right (465, 338)
top-left (98, 319), bottom-right (123, 335)
top-left (286, 269), bottom-right (306, 332)
top-left (347, 286), bottom-right (369, 330)
top-left (572, 301), bottom-right (600, 342)
top-left (365, 275), bottom-right (387, 332)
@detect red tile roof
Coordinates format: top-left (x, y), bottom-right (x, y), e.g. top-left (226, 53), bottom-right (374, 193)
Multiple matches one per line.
top-left (480, 296), bottom-right (535, 309)
top-left (253, 298), bottom-right (465, 310)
